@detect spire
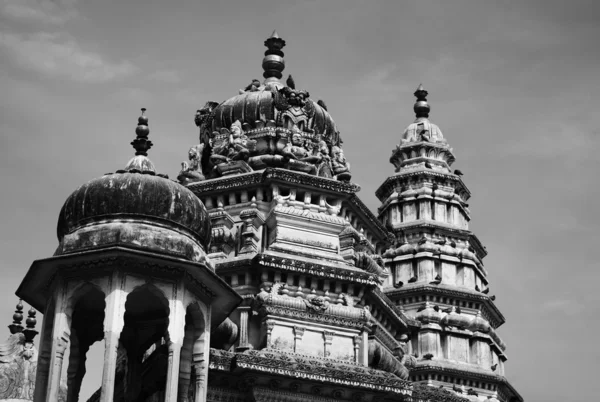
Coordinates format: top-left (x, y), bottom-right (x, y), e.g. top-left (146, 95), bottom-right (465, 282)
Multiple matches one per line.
top-left (124, 108), bottom-right (156, 173)
top-left (8, 299), bottom-right (24, 334)
top-left (413, 83), bottom-right (430, 119)
top-left (262, 30), bottom-right (286, 82)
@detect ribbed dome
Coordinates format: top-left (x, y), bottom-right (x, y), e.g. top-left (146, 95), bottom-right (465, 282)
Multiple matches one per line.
top-left (55, 109), bottom-right (211, 262)
top-left (57, 172), bottom-right (210, 247)
top-left (211, 83), bottom-right (339, 140)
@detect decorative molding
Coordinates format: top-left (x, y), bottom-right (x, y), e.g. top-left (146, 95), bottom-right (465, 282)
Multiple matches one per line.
top-left (209, 349), bottom-right (411, 394)
top-left (257, 254), bottom-right (379, 285)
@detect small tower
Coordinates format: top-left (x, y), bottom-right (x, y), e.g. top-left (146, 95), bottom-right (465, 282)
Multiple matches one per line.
top-left (0, 300), bottom-right (39, 400)
top-left (377, 86), bottom-right (523, 402)
top-left (16, 110), bottom-right (241, 402)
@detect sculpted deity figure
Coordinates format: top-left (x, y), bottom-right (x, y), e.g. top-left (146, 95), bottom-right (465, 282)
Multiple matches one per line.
top-left (316, 140), bottom-right (334, 178)
top-left (210, 120), bottom-right (253, 167)
top-left (177, 144), bottom-right (205, 184)
top-left (331, 146), bottom-right (351, 182)
top-left (281, 127), bottom-right (318, 175)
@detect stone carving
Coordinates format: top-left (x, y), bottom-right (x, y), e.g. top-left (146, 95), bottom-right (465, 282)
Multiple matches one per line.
top-left (211, 120), bottom-right (255, 166)
top-left (273, 86), bottom-right (314, 131)
top-left (195, 101), bottom-right (219, 142)
top-left (303, 294), bottom-right (330, 314)
top-left (178, 143), bottom-right (206, 184)
top-left (331, 146), bottom-right (351, 182)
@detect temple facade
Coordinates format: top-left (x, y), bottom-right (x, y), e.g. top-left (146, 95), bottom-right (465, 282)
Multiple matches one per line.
top-left (0, 32), bottom-right (522, 402)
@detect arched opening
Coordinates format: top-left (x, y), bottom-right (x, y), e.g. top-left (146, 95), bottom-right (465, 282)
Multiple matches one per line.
top-left (65, 283), bottom-right (106, 402)
top-left (117, 285), bottom-right (170, 401)
top-left (179, 302), bottom-right (206, 402)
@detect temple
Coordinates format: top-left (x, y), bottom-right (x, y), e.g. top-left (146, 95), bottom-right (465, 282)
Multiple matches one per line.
top-left (0, 32), bottom-right (522, 402)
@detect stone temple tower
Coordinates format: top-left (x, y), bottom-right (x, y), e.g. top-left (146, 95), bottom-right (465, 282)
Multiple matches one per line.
top-left (377, 86), bottom-right (523, 401)
top-left (16, 110), bottom-right (241, 402)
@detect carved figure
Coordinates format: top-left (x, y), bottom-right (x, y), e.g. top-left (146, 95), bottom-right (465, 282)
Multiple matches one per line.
top-left (177, 144), bottom-right (205, 184)
top-left (195, 101), bottom-right (219, 143)
top-left (331, 146), bottom-right (351, 182)
top-left (272, 86), bottom-right (314, 130)
top-left (316, 140), bottom-right (334, 178)
top-left (304, 294), bottom-right (329, 313)
top-left (282, 128), bottom-right (318, 175)
top-left (210, 121), bottom-right (254, 167)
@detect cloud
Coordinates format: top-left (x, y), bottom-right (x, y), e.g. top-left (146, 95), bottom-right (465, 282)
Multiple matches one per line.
top-left (147, 69), bottom-right (181, 84)
top-left (0, 32), bottom-right (138, 83)
top-left (352, 63), bottom-right (413, 103)
top-left (0, 0), bottom-right (79, 25)
top-left (541, 299), bottom-right (584, 316)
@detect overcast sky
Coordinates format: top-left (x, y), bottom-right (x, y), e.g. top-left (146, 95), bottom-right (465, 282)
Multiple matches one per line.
top-left (1, 0), bottom-right (599, 401)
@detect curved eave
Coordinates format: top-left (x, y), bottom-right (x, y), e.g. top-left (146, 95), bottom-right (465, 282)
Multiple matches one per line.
top-left (384, 284), bottom-right (506, 329)
top-left (16, 246), bottom-right (242, 326)
top-left (376, 171), bottom-right (472, 203)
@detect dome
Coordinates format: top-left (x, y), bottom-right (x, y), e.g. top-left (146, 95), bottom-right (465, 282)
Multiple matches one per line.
top-left (188, 32), bottom-right (351, 183)
top-left (57, 173), bottom-right (210, 245)
top-left (56, 109), bottom-right (211, 261)
top-left (401, 117), bottom-right (445, 143)
top-left (210, 83), bottom-right (339, 141)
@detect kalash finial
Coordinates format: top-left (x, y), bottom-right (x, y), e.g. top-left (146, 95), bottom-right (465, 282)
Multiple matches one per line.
top-left (8, 299), bottom-right (24, 334)
top-left (413, 83), bottom-right (430, 119)
top-left (123, 108), bottom-right (156, 173)
top-left (262, 30), bottom-right (286, 83)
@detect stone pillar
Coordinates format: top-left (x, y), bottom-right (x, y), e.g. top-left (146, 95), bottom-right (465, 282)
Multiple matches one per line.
top-left (33, 300), bottom-right (56, 402)
top-left (192, 315), bottom-right (211, 402)
top-left (293, 326), bottom-right (305, 352)
top-left (323, 331), bottom-right (334, 357)
top-left (100, 272), bottom-right (127, 402)
top-left (164, 283), bottom-right (186, 402)
top-left (192, 354), bottom-right (206, 402)
top-left (45, 281), bottom-right (70, 402)
top-left (265, 320), bottom-right (275, 347)
top-left (353, 335), bottom-right (362, 364)
top-left (236, 307), bottom-right (252, 351)
top-left (178, 325), bottom-right (195, 402)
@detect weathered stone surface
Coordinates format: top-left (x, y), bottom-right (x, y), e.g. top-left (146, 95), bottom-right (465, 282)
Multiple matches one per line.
top-left (57, 172), bottom-right (211, 249)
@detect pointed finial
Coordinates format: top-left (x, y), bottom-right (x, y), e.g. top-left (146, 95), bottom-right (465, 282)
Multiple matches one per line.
top-left (23, 307), bottom-right (38, 342)
top-left (8, 299), bottom-right (24, 334)
top-left (263, 31), bottom-right (286, 82)
top-left (413, 84), bottom-right (430, 119)
top-left (131, 108), bottom-right (153, 156)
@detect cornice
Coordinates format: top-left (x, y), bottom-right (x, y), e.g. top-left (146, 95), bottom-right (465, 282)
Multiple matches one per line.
top-left (366, 288), bottom-right (419, 329)
top-left (345, 195), bottom-right (391, 244)
top-left (209, 349), bottom-right (412, 394)
top-left (187, 168), bottom-right (360, 197)
top-left (257, 253), bottom-right (380, 286)
top-left (383, 285), bottom-right (506, 328)
top-left (376, 171), bottom-right (471, 203)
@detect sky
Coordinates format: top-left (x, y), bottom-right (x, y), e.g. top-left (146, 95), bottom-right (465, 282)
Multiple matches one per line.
top-left (0, 0), bottom-right (599, 400)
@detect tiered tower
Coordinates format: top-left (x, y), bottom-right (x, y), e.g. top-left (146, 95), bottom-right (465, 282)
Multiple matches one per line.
top-left (16, 110), bottom-right (240, 402)
top-left (377, 86), bottom-right (523, 402)
top-left (177, 32), bottom-right (423, 402)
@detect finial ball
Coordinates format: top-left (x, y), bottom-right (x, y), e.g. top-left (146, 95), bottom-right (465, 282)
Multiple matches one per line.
top-left (138, 108), bottom-right (149, 125)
